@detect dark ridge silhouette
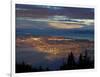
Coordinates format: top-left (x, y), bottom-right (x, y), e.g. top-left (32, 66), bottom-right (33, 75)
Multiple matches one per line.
top-left (16, 62), bottom-right (50, 73)
top-left (16, 50), bottom-right (94, 73)
top-left (16, 62), bottom-right (33, 73)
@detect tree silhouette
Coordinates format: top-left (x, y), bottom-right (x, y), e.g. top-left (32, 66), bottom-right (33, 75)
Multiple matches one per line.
top-left (45, 67), bottom-right (49, 71)
top-left (78, 50), bottom-right (94, 69)
top-left (67, 52), bottom-right (75, 64)
top-left (60, 52), bottom-right (77, 70)
top-left (60, 50), bottom-right (94, 70)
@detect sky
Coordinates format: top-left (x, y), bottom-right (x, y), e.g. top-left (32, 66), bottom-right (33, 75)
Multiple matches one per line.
top-left (16, 4), bottom-right (94, 29)
top-left (16, 4), bottom-right (94, 19)
top-left (16, 4), bottom-right (94, 40)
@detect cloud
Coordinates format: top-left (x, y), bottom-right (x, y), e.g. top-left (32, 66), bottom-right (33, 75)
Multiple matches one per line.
top-left (48, 22), bottom-right (83, 29)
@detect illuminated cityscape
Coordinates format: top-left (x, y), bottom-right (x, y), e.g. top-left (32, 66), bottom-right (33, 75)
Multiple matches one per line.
top-left (16, 36), bottom-right (94, 57)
